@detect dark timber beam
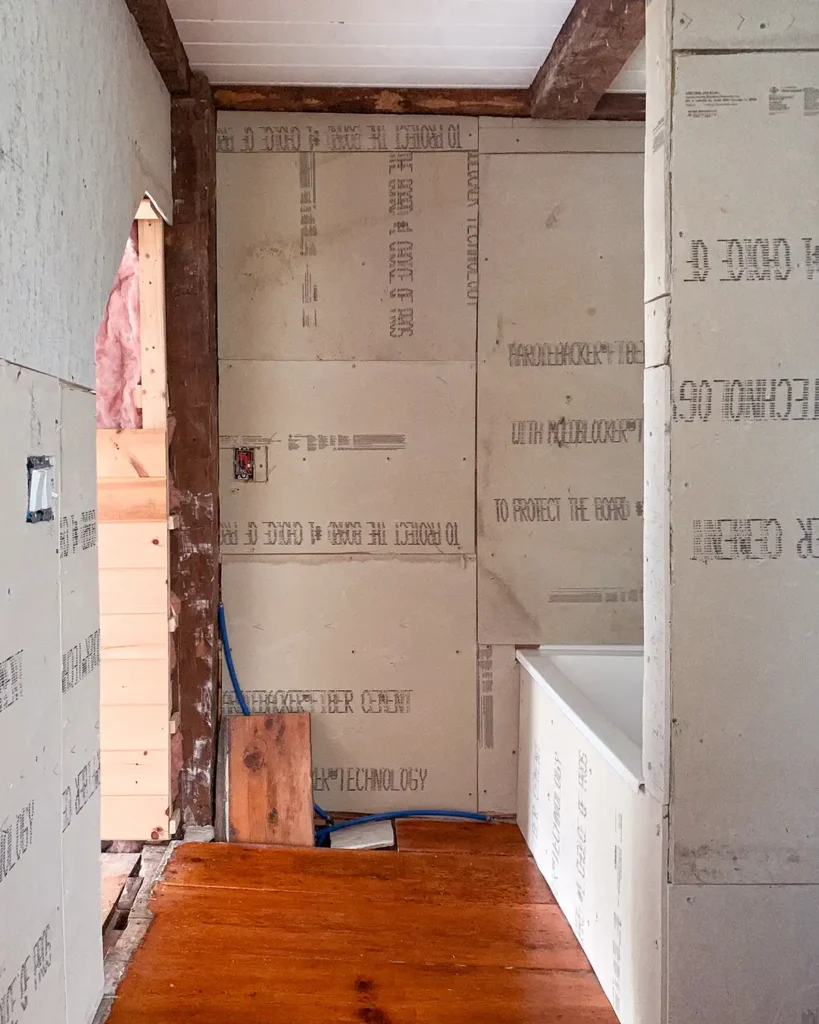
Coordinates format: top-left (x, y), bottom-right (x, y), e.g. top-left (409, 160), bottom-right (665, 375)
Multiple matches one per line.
top-left (213, 86), bottom-right (531, 118)
top-left (123, 0), bottom-right (192, 95)
top-left (212, 85), bottom-right (644, 121)
top-left (530, 0), bottom-right (645, 119)
top-left (165, 73), bottom-right (219, 827)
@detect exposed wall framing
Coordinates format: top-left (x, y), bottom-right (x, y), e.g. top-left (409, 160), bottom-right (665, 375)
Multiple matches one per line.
top-left (165, 73), bottom-right (220, 828)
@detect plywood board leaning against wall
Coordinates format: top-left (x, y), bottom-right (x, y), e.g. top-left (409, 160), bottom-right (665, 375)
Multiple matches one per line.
top-left (221, 556), bottom-right (478, 813)
top-left (219, 360), bottom-right (475, 555)
top-left (477, 122), bottom-right (645, 645)
top-left (0, 362), bottom-right (67, 1024)
top-left (216, 113), bottom-right (478, 362)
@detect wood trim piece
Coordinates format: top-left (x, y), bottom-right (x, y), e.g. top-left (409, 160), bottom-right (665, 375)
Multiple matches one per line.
top-left (213, 86), bottom-right (531, 117)
top-left (122, 0), bottom-right (192, 95)
top-left (166, 73), bottom-right (219, 828)
top-left (530, 0), bottom-right (646, 119)
top-left (137, 217), bottom-right (168, 430)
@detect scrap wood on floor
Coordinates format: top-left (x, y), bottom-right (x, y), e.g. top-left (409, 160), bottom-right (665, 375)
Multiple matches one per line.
top-left (103, 824), bottom-right (618, 1024)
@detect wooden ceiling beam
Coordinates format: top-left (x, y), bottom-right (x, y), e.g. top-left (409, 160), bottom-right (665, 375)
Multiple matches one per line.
top-left (212, 85), bottom-right (644, 121)
top-left (529, 0), bottom-right (646, 119)
top-left (123, 0), bottom-right (192, 95)
top-left (212, 86), bottom-right (531, 118)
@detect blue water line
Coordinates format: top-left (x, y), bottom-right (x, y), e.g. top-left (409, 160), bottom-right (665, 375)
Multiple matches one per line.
top-left (217, 602), bottom-right (251, 717)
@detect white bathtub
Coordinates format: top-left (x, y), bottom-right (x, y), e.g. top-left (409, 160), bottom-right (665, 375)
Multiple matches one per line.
top-left (516, 646), bottom-right (662, 1024)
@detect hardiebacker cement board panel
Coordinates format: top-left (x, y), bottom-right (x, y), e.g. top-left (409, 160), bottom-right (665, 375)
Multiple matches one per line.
top-left (668, 884), bottom-right (819, 1024)
top-left (518, 666), bottom-right (663, 1024)
top-left (0, 361), bottom-right (67, 1024)
top-left (671, 53), bottom-right (819, 378)
top-left (476, 646), bottom-right (519, 815)
top-left (517, 670), bottom-right (580, 920)
top-left (667, 53), bottom-right (819, 884)
top-left (221, 555), bottom-right (477, 812)
top-left (217, 114), bottom-right (478, 361)
top-left (58, 384), bottom-right (103, 1024)
top-left (219, 360), bottom-right (475, 555)
top-left (478, 118), bottom-right (645, 155)
top-left (0, 0), bottom-right (170, 389)
top-left (644, 0), bottom-right (672, 305)
top-left (477, 151), bottom-right (644, 645)
top-left (671, 0), bottom-right (819, 50)
top-left (642, 364), bottom-right (670, 803)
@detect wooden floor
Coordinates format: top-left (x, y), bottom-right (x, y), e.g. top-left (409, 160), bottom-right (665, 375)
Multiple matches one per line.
top-left (106, 822), bottom-right (617, 1024)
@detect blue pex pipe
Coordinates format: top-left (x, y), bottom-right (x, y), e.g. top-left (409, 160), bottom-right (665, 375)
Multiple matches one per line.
top-left (217, 602), bottom-right (251, 717)
top-left (315, 809), bottom-right (491, 846)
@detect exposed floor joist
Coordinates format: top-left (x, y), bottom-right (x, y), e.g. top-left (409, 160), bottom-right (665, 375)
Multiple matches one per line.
top-left (530, 0), bottom-right (646, 119)
top-left (123, 0), bottom-right (191, 95)
top-left (213, 85), bottom-right (644, 121)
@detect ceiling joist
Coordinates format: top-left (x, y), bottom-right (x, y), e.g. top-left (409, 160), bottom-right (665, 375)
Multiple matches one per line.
top-left (213, 85), bottom-right (644, 121)
top-left (530, 0), bottom-right (646, 119)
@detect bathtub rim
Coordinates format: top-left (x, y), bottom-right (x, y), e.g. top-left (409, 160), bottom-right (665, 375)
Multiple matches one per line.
top-left (517, 645), bottom-right (644, 792)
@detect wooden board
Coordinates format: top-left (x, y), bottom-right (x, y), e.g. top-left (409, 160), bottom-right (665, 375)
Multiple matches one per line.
top-left (137, 216), bottom-right (167, 430)
top-left (98, 523), bottom-right (167, 568)
top-left (98, 569), bottom-right (168, 615)
top-left (161, 842), bottom-right (554, 907)
top-left (97, 479), bottom-right (167, 523)
top-left (97, 429), bottom-right (167, 480)
top-left (227, 715), bottom-right (313, 847)
top-left (395, 820), bottom-right (529, 857)
top-left (100, 853), bottom-right (140, 925)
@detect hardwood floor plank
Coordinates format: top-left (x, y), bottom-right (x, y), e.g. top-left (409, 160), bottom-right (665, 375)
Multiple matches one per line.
top-left (110, 956), bottom-right (615, 1024)
top-left (395, 820), bottom-right (530, 856)
top-left (106, 836), bottom-right (618, 1024)
top-left (142, 884), bottom-right (590, 971)
top-left (161, 843), bottom-right (556, 906)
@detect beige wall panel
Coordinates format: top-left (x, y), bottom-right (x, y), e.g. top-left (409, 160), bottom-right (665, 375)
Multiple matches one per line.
top-left (668, 884), bottom-right (819, 1024)
top-left (478, 150), bottom-right (644, 644)
top-left (0, 0), bottom-right (171, 390)
top-left (0, 362), bottom-right (67, 1024)
top-left (221, 555), bottom-right (477, 812)
top-left (59, 385), bottom-right (103, 1024)
top-left (476, 645), bottom-right (519, 815)
top-left (667, 53), bottom-right (819, 884)
top-left (218, 114), bottom-right (478, 361)
top-left (671, 0), bottom-right (819, 50)
top-left (219, 360), bottom-right (475, 554)
top-left (478, 118), bottom-right (645, 155)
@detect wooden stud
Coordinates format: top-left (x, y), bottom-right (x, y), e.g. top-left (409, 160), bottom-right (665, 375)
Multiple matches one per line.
top-left (226, 715), bottom-right (314, 848)
top-left (530, 0), bottom-right (646, 119)
top-left (137, 216), bottom-right (167, 430)
top-left (166, 73), bottom-right (219, 828)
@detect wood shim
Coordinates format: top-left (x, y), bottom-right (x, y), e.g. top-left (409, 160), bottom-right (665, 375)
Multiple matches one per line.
top-left (227, 715), bottom-right (314, 847)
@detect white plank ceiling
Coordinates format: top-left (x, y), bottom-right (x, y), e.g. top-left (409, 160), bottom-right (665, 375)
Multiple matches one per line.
top-left (167, 0), bottom-right (646, 91)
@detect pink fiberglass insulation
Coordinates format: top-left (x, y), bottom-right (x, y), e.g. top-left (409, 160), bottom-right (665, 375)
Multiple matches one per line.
top-left (96, 225), bottom-right (141, 428)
